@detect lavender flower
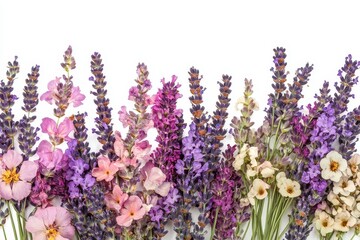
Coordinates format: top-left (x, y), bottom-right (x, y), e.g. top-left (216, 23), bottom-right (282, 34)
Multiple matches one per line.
top-left (90, 52), bottom-right (116, 160)
top-left (54, 46), bottom-right (76, 118)
top-left (339, 106), bottom-right (360, 160)
top-left (18, 65), bottom-right (40, 160)
top-left (174, 123), bottom-right (205, 240)
top-left (0, 56), bottom-right (19, 151)
top-left (151, 75), bottom-right (185, 182)
top-left (64, 113), bottom-right (115, 239)
top-left (150, 76), bottom-right (185, 238)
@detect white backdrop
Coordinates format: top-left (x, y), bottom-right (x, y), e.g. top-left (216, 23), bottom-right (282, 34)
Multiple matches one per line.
top-left (1, 0), bottom-right (360, 239)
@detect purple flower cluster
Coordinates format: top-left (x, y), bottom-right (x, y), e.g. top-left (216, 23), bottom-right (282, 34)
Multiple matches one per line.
top-left (150, 76), bottom-right (184, 238)
top-left (90, 52), bottom-right (116, 160)
top-left (0, 57), bottom-right (19, 151)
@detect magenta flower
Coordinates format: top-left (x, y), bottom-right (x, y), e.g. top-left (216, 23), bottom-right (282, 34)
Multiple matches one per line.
top-left (92, 155), bottom-right (119, 182)
top-left (0, 150), bottom-right (38, 201)
top-left (40, 76), bottom-right (85, 107)
top-left (41, 117), bottom-right (74, 145)
top-left (40, 77), bottom-right (61, 104)
top-left (69, 86), bottom-right (85, 107)
top-left (116, 195), bottom-right (146, 227)
top-left (26, 206), bottom-right (75, 240)
top-left (37, 140), bottom-right (65, 172)
top-left (105, 185), bottom-right (129, 212)
top-left (142, 162), bottom-right (170, 197)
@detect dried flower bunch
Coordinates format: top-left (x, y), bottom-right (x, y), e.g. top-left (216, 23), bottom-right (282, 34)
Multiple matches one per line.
top-left (0, 46), bottom-right (359, 240)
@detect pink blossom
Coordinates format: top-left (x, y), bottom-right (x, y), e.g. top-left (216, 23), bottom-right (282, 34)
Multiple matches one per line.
top-left (41, 117), bottom-right (74, 145)
top-left (70, 86), bottom-right (86, 107)
top-left (26, 206), bottom-right (75, 240)
top-left (37, 140), bottom-right (65, 172)
top-left (105, 185), bottom-right (129, 212)
top-left (116, 195), bottom-right (146, 227)
top-left (132, 140), bottom-right (151, 166)
top-left (40, 77), bottom-right (61, 104)
top-left (92, 155), bottom-right (118, 182)
top-left (114, 131), bottom-right (133, 167)
top-left (118, 106), bottom-right (132, 128)
top-left (0, 150), bottom-right (38, 201)
top-left (142, 162), bottom-right (171, 197)
top-left (40, 76), bottom-right (85, 107)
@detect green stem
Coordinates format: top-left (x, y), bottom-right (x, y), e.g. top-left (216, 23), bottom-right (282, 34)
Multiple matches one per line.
top-left (16, 212), bottom-right (23, 240)
top-left (7, 201), bottom-right (18, 240)
top-left (241, 220), bottom-right (250, 239)
top-left (2, 225), bottom-right (8, 240)
top-left (210, 207), bottom-right (219, 240)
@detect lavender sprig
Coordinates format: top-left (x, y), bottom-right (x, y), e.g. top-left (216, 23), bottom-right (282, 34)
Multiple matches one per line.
top-left (0, 56), bottom-right (19, 151)
top-left (90, 52), bottom-right (116, 160)
top-left (339, 106), bottom-right (360, 160)
top-left (18, 65), bottom-right (40, 160)
top-left (54, 46), bottom-right (75, 118)
top-left (150, 76), bottom-right (184, 238)
top-left (65, 113), bottom-right (115, 239)
top-left (333, 54), bottom-right (359, 129)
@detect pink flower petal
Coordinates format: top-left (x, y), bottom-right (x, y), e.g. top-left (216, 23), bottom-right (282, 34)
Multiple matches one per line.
top-left (39, 91), bottom-right (53, 104)
top-left (116, 214), bottom-right (132, 227)
top-left (26, 216), bottom-right (46, 233)
top-left (70, 86), bottom-right (85, 107)
top-left (12, 181), bottom-right (31, 201)
top-left (19, 161), bottom-right (38, 181)
top-left (0, 181), bottom-right (12, 200)
top-left (55, 236), bottom-right (67, 240)
top-left (41, 118), bottom-right (57, 137)
top-left (35, 207), bottom-right (57, 227)
top-left (57, 118), bottom-right (74, 139)
top-left (32, 232), bottom-right (47, 240)
top-left (3, 150), bottom-right (23, 169)
top-left (155, 182), bottom-right (171, 197)
top-left (55, 206), bottom-right (72, 227)
top-left (132, 206), bottom-right (146, 220)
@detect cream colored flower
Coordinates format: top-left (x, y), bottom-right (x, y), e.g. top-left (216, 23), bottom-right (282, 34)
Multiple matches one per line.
top-left (320, 151), bottom-right (347, 182)
top-left (235, 96), bottom-right (259, 111)
top-left (315, 211), bottom-right (335, 236)
top-left (233, 153), bottom-right (244, 171)
top-left (276, 172), bottom-right (287, 188)
top-left (248, 147), bottom-right (259, 167)
top-left (339, 196), bottom-right (355, 209)
top-left (246, 165), bottom-right (257, 178)
top-left (327, 191), bottom-right (340, 206)
top-left (333, 177), bottom-right (356, 196)
top-left (278, 178), bottom-right (301, 198)
top-left (247, 179), bottom-right (270, 205)
top-left (257, 161), bottom-right (277, 178)
top-left (351, 203), bottom-right (360, 218)
top-left (233, 144), bottom-right (250, 171)
top-left (240, 198), bottom-right (250, 207)
top-left (235, 96), bottom-right (246, 111)
top-left (347, 154), bottom-right (360, 176)
top-left (333, 210), bottom-right (356, 232)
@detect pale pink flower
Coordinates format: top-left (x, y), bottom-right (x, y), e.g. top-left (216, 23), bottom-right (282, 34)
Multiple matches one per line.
top-left (40, 77), bottom-right (61, 104)
top-left (41, 117), bottom-right (74, 145)
top-left (37, 140), bottom-right (65, 172)
top-left (69, 86), bottom-right (85, 107)
top-left (114, 131), bottom-right (133, 168)
top-left (40, 76), bottom-right (85, 107)
top-left (26, 206), bottom-right (75, 240)
top-left (92, 155), bottom-right (118, 182)
top-left (0, 150), bottom-right (38, 201)
top-left (142, 162), bottom-right (170, 197)
top-left (320, 151), bottom-right (347, 182)
top-left (132, 140), bottom-right (151, 166)
top-left (118, 106), bottom-right (132, 128)
top-left (105, 185), bottom-right (129, 212)
top-left (116, 195), bottom-right (146, 227)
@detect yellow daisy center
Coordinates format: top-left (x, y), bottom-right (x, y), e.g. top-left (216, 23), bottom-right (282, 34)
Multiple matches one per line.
top-left (46, 227), bottom-right (59, 240)
top-left (330, 160), bottom-right (339, 172)
top-left (2, 168), bottom-right (20, 184)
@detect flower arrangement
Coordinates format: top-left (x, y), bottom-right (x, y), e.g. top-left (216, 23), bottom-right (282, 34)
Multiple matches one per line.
top-left (0, 46), bottom-right (359, 240)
